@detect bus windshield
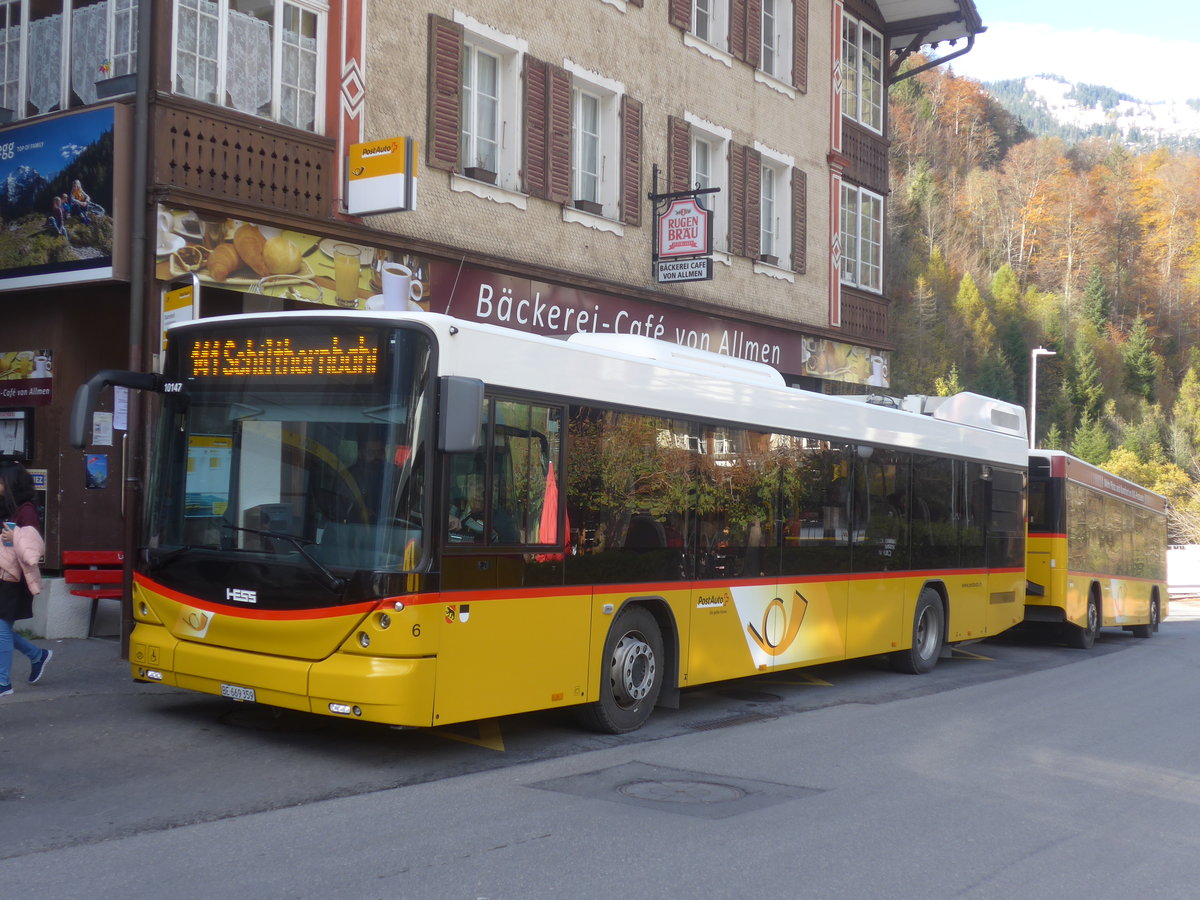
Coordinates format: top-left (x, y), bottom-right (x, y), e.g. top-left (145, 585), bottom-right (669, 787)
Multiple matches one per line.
top-left (145, 325), bottom-right (432, 585)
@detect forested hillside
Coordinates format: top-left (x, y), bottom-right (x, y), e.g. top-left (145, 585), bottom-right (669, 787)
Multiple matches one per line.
top-left (887, 60), bottom-right (1200, 540)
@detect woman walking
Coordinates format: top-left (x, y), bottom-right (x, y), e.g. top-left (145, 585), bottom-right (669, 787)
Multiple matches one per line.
top-left (0, 462), bottom-right (50, 695)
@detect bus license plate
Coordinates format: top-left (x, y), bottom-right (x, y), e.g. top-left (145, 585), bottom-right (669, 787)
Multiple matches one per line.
top-left (220, 683), bottom-right (256, 702)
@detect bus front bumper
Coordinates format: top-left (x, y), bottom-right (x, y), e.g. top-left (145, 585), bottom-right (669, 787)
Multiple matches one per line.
top-left (129, 624), bottom-right (437, 727)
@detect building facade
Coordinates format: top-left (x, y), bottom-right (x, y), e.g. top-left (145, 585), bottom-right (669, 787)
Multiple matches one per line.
top-left (0, 0), bottom-right (981, 576)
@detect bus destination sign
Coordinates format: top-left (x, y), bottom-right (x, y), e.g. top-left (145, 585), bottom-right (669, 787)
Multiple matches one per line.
top-left (187, 334), bottom-right (380, 381)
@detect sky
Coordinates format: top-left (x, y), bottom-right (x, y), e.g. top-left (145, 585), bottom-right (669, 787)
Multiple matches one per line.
top-left (941, 1), bottom-right (1200, 103)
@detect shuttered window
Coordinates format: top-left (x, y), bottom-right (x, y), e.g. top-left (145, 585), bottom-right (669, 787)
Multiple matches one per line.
top-left (425, 14), bottom-right (521, 191)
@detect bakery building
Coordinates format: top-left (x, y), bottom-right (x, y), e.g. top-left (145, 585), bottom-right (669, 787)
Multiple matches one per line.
top-left (0, 0), bottom-right (982, 635)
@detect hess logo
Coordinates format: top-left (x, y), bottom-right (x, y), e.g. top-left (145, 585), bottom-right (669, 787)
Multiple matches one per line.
top-left (226, 588), bottom-right (257, 604)
top-left (746, 591), bottom-right (808, 656)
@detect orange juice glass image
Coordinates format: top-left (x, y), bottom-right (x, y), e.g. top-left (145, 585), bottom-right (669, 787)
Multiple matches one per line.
top-left (333, 243), bottom-right (362, 308)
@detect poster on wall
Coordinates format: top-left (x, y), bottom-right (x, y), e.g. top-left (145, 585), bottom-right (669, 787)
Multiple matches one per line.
top-left (0, 349), bottom-right (53, 406)
top-left (155, 205), bottom-right (429, 312)
top-left (0, 107), bottom-right (115, 289)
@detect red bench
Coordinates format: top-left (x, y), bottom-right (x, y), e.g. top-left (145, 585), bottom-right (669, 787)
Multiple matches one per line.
top-left (62, 550), bottom-right (125, 637)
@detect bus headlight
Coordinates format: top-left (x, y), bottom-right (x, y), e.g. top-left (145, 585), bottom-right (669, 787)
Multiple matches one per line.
top-left (378, 613), bottom-right (391, 629)
top-left (358, 631), bottom-right (370, 648)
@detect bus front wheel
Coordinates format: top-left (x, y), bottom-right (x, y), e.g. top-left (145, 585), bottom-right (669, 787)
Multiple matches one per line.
top-left (891, 588), bottom-right (944, 674)
top-left (577, 605), bottom-right (664, 734)
top-left (1066, 592), bottom-right (1100, 649)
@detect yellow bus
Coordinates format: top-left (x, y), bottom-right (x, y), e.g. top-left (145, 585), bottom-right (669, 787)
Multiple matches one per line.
top-left (1025, 450), bottom-right (1167, 648)
top-left (72, 311), bottom-right (1031, 732)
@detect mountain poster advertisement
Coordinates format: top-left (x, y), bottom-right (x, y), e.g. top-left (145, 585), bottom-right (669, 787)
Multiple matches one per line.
top-left (0, 106), bottom-right (115, 288)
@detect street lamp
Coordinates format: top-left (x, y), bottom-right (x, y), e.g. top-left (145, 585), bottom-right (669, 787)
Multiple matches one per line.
top-left (1029, 346), bottom-right (1056, 449)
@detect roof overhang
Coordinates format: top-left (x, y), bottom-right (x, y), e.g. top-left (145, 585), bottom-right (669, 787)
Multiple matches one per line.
top-left (875, 0), bottom-right (984, 51)
top-left (874, 0), bottom-right (984, 82)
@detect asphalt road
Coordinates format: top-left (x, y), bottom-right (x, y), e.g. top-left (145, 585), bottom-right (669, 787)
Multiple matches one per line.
top-left (3, 603), bottom-right (1199, 898)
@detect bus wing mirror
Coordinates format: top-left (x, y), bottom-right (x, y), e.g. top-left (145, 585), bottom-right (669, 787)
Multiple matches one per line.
top-left (70, 370), bottom-right (164, 449)
top-left (438, 376), bottom-right (484, 453)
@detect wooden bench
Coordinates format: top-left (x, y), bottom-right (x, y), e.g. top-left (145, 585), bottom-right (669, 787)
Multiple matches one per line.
top-left (62, 550), bottom-right (125, 638)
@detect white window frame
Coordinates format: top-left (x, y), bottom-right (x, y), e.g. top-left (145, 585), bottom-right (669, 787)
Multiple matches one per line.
top-left (456, 18), bottom-right (522, 193)
top-left (0, 0), bottom-right (142, 119)
top-left (690, 126), bottom-right (729, 253)
top-left (462, 43), bottom-right (501, 174)
top-left (759, 158), bottom-right (791, 267)
top-left (172, 0), bottom-right (327, 133)
top-left (840, 183), bottom-right (882, 292)
top-left (691, 0), bottom-right (727, 50)
top-left (566, 62), bottom-right (622, 220)
top-left (0, 0), bottom-right (20, 112)
top-left (760, 0), bottom-right (792, 84)
top-left (842, 13), bottom-right (883, 133)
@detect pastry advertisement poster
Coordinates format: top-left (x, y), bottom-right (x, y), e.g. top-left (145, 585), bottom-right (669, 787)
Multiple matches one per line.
top-left (154, 204), bottom-right (429, 312)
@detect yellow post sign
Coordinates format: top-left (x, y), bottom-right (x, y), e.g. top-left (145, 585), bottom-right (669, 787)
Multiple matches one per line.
top-left (161, 278), bottom-right (198, 351)
top-left (347, 137), bottom-right (418, 215)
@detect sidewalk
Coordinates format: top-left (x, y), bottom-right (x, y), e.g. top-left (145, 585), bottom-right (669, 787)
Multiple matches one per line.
top-left (1, 635), bottom-right (136, 706)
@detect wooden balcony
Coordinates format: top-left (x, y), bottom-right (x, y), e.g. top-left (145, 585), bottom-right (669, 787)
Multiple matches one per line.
top-left (151, 94), bottom-right (336, 221)
top-left (841, 289), bottom-right (889, 345)
top-left (841, 120), bottom-right (889, 194)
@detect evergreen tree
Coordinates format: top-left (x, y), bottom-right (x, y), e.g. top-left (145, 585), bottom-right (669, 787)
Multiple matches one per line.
top-left (1170, 366), bottom-right (1200, 469)
top-left (934, 363), bottom-right (962, 397)
top-left (1044, 422), bottom-right (1064, 450)
top-left (1123, 315), bottom-right (1157, 401)
top-left (1082, 265), bottom-right (1111, 329)
top-left (1069, 340), bottom-right (1105, 423)
top-left (974, 354), bottom-right (1016, 402)
top-left (989, 264), bottom-right (1022, 326)
top-left (1071, 415), bottom-right (1111, 465)
top-left (951, 273), bottom-right (996, 375)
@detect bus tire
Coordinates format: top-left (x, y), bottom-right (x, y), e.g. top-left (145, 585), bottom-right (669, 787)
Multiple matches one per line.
top-left (891, 588), bottom-right (944, 675)
top-left (577, 605), bottom-right (664, 734)
top-left (1065, 592), bottom-right (1100, 649)
top-left (1131, 596), bottom-right (1160, 639)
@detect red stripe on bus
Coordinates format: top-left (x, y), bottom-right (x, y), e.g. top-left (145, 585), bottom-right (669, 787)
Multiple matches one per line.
top-left (134, 572), bottom-right (377, 621)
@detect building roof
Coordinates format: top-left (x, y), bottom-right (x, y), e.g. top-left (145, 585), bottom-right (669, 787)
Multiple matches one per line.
top-left (875, 0), bottom-right (985, 53)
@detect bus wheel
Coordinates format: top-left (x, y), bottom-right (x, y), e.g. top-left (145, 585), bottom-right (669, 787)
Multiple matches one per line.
top-left (1065, 593), bottom-right (1100, 649)
top-left (1131, 597), bottom-right (1160, 639)
top-left (891, 588), bottom-right (944, 674)
top-left (577, 605), bottom-right (664, 734)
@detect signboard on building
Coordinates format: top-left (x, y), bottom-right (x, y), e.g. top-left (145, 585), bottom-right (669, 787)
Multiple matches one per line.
top-left (0, 106), bottom-right (123, 290)
top-left (0, 349), bottom-right (52, 407)
top-left (428, 260), bottom-right (890, 387)
top-left (346, 137), bottom-right (418, 215)
top-left (652, 194), bottom-right (713, 284)
top-left (657, 197), bottom-right (711, 259)
top-left (656, 257), bottom-right (712, 283)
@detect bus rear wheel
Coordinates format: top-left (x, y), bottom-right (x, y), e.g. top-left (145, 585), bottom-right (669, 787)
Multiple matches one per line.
top-left (1065, 592), bottom-right (1100, 649)
top-left (1131, 596), bottom-right (1160, 639)
top-left (577, 605), bottom-right (664, 734)
top-left (891, 588), bottom-right (944, 674)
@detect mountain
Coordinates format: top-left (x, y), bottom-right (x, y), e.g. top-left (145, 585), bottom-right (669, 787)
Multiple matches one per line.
top-left (0, 164), bottom-right (50, 217)
top-left (982, 74), bottom-right (1200, 152)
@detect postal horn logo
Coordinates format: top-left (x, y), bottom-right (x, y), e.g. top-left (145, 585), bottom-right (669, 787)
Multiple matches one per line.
top-left (746, 590), bottom-right (808, 656)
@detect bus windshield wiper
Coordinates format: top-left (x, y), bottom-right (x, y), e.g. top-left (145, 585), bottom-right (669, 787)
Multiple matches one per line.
top-left (146, 544), bottom-right (194, 569)
top-left (221, 524), bottom-right (346, 593)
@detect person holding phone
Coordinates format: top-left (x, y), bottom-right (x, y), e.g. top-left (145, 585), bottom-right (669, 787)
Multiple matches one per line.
top-left (0, 462), bottom-right (50, 696)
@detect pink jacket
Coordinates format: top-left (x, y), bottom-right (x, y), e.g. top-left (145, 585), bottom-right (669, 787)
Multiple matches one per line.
top-left (0, 524), bottom-right (44, 595)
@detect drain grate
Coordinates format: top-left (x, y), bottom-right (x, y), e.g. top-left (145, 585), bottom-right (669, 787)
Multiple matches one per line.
top-left (531, 760), bottom-right (822, 819)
